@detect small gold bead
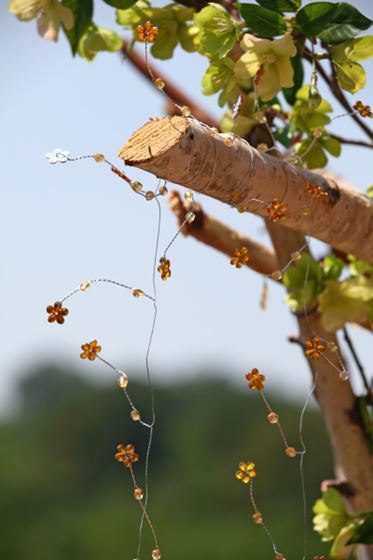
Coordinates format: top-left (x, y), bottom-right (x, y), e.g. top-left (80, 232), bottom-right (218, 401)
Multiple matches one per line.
top-left (145, 191), bottom-right (155, 201)
top-left (181, 105), bottom-right (191, 117)
top-left (93, 152), bottom-right (105, 163)
top-left (252, 511), bottom-right (263, 524)
top-left (223, 135), bottom-right (234, 147)
top-left (185, 211), bottom-right (196, 224)
top-left (208, 127), bottom-right (219, 136)
top-left (258, 143), bottom-right (268, 151)
top-left (286, 155), bottom-right (300, 165)
top-left (313, 127), bottom-right (323, 138)
top-left (275, 554), bottom-right (286, 560)
top-left (184, 190), bottom-right (193, 201)
top-left (117, 374), bottom-right (129, 389)
top-left (152, 549), bottom-right (161, 560)
top-left (132, 288), bottom-right (144, 298)
top-left (255, 112), bottom-right (267, 124)
top-left (271, 270), bottom-right (282, 281)
top-left (134, 487), bottom-right (144, 500)
top-left (154, 78), bottom-right (165, 91)
top-left (159, 184), bottom-right (168, 196)
top-left (327, 341), bottom-right (338, 352)
top-left (130, 409), bottom-right (141, 421)
top-left (267, 411), bottom-right (279, 424)
top-left (237, 207), bottom-right (246, 213)
top-left (285, 446), bottom-right (297, 458)
top-left (290, 251), bottom-right (301, 262)
top-left (131, 181), bottom-right (143, 192)
top-left (339, 370), bottom-right (349, 381)
top-left (302, 206), bottom-right (310, 215)
top-left (80, 281), bottom-right (91, 292)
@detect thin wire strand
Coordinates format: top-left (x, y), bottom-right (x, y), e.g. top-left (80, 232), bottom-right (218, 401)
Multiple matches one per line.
top-left (249, 479), bottom-right (278, 554)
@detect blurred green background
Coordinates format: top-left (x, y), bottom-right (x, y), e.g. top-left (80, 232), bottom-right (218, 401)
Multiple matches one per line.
top-left (0, 365), bottom-right (333, 560)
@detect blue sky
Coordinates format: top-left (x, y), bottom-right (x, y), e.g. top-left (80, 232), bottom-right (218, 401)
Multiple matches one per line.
top-left (1, 0), bottom-right (373, 415)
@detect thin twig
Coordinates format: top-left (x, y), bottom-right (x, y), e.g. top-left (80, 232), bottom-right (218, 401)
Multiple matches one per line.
top-left (343, 326), bottom-right (373, 401)
top-left (330, 133), bottom-right (373, 149)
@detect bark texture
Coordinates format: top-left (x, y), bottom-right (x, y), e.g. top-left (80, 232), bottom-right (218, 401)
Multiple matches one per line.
top-left (119, 116), bottom-right (373, 264)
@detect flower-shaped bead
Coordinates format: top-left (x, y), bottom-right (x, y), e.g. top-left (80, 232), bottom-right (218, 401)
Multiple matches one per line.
top-left (235, 461), bottom-right (256, 484)
top-left (305, 337), bottom-right (326, 360)
top-left (306, 184), bottom-right (328, 200)
top-left (353, 101), bottom-right (373, 118)
top-left (266, 198), bottom-right (288, 222)
top-left (136, 21), bottom-right (159, 42)
top-left (46, 301), bottom-right (69, 324)
top-left (80, 340), bottom-right (102, 361)
top-left (45, 148), bottom-right (70, 164)
top-left (115, 443), bottom-right (139, 468)
top-left (245, 368), bottom-right (265, 390)
top-left (230, 247), bottom-right (249, 268)
top-left (158, 257), bottom-right (171, 280)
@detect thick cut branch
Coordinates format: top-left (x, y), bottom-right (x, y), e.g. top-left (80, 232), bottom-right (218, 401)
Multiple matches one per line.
top-left (119, 116), bottom-right (373, 264)
top-left (169, 190), bottom-right (278, 274)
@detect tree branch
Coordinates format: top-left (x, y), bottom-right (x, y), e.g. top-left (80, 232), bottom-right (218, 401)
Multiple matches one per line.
top-left (168, 190), bottom-right (278, 274)
top-left (330, 133), bottom-right (373, 149)
top-left (119, 116), bottom-right (373, 265)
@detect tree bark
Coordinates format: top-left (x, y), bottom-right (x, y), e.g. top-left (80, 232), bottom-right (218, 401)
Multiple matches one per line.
top-left (119, 116), bottom-right (373, 264)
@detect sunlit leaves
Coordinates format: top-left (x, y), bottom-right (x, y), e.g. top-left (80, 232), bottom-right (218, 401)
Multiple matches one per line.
top-left (78, 24), bottom-right (122, 60)
top-left (201, 57), bottom-right (240, 107)
top-left (332, 36), bottom-right (373, 93)
top-left (283, 254), bottom-right (324, 312)
top-left (193, 3), bottom-right (241, 58)
top-left (117, 1), bottom-right (196, 59)
top-left (62, 0), bottom-right (93, 54)
top-left (313, 489), bottom-right (350, 542)
top-left (255, 0), bottom-right (301, 12)
top-left (290, 85), bottom-right (332, 132)
top-left (237, 4), bottom-right (287, 37)
top-left (296, 2), bottom-right (371, 43)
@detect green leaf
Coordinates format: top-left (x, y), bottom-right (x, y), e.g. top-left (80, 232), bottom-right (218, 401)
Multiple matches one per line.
top-left (283, 254), bottom-right (324, 312)
top-left (296, 2), bottom-right (335, 36)
top-left (322, 255), bottom-right (344, 280)
top-left (283, 56), bottom-right (303, 105)
top-left (255, 0), bottom-right (301, 12)
top-left (321, 135), bottom-right (341, 157)
top-left (237, 3), bottom-right (287, 37)
top-left (334, 60), bottom-right (366, 93)
top-left (102, 0), bottom-right (137, 7)
top-left (348, 514), bottom-right (373, 544)
top-left (78, 24), bottom-right (122, 60)
top-left (366, 185), bottom-right (373, 200)
top-left (347, 254), bottom-right (373, 277)
top-left (194, 3), bottom-right (241, 58)
top-left (62, 0), bottom-right (93, 55)
top-left (313, 489), bottom-right (351, 542)
top-left (347, 35), bottom-right (373, 60)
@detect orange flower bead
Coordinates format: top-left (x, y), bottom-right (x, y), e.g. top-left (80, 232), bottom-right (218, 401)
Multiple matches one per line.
top-left (136, 21), bottom-right (159, 42)
top-left (245, 368), bottom-right (265, 391)
top-left (158, 257), bottom-right (171, 280)
top-left (80, 340), bottom-right (102, 361)
top-left (306, 184), bottom-right (328, 200)
top-left (115, 443), bottom-right (139, 468)
top-left (46, 301), bottom-right (69, 324)
top-left (305, 337), bottom-right (326, 360)
top-left (266, 198), bottom-right (288, 222)
top-left (235, 461), bottom-right (257, 483)
top-left (353, 101), bottom-right (373, 118)
top-left (230, 247), bottom-right (249, 268)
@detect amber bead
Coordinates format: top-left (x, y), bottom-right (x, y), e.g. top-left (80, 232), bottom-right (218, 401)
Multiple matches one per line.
top-left (271, 270), bottom-right (282, 281)
top-left (339, 370), bottom-right (349, 381)
top-left (152, 549), bottom-right (161, 560)
top-left (159, 184), bottom-right (168, 196)
top-left (275, 554), bottom-right (286, 560)
top-left (302, 206), bottom-right (310, 215)
top-left (255, 112), bottom-right (267, 124)
top-left (145, 191), bottom-right (155, 201)
top-left (290, 251), bottom-right (301, 262)
top-left (80, 281), bottom-right (91, 292)
top-left (258, 143), bottom-right (268, 151)
top-left (266, 198), bottom-right (288, 222)
top-left (184, 190), bottom-right (193, 201)
top-left (235, 461), bottom-right (256, 484)
top-left (223, 135), bottom-right (234, 147)
top-left (154, 78), bottom-right (165, 91)
top-left (47, 301), bottom-right (69, 325)
top-left (115, 443), bottom-right (139, 468)
top-left (353, 101), bottom-right (373, 118)
top-left (130, 409), bottom-right (141, 421)
top-left (158, 257), bottom-right (171, 280)
top-left (136, 21), bottom-right (159, 42)
top-left (132, 289), bottom-right (144, 298)
top-left (246, 368), bottom-right (265, 391)
top-left (252, 511), bottom-right (263, 524)
top-left (80, 340), bottom-right (101, 361)
top-left (93, 153), bottom-right (105, 163)
top-left (134, 487), bottom-right (144, 500)
top-left (117, 374), bottom-right (129, 389)
top-left (208, 127), bottom-right (219, 136)
top-left (285, 447), bottom-right (297, 458)
top-left (131, 181), bottom-right (143, 192)
top-left (267, 411), bottom-right (279, 424)
top-left (327, 341), bottom-right (338, 353)
top-left (305, 337), bottom-right (326, 360)
top-left (230, 247), bottom-right (249, 268)
top-left (185, 211), bottom-right (195, 224)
